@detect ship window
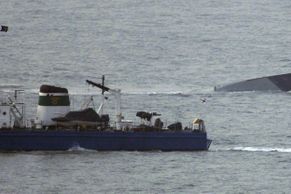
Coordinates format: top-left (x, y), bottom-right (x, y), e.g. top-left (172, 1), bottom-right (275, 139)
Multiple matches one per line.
top-left (3, 112), bottom-right (6, 116)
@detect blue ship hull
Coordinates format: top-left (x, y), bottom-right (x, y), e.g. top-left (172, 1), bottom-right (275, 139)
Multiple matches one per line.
top-left (0, 130), bottom-right (211, 151)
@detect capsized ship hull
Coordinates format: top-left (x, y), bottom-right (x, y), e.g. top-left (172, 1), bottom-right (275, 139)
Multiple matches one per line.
top-left (0, 130), bottom-right (211, 151)
top-left (215, 73), bottom-right (291, 92)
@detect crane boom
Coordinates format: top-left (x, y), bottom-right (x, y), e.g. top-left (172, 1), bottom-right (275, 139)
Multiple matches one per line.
top-left (86, 80), bottom-right (110, 92)
top-left (86, 77), bottom-right (122, 130)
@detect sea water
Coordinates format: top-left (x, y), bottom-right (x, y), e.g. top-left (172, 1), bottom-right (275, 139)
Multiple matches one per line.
top-left (1, 0), bottom-right (291, 193)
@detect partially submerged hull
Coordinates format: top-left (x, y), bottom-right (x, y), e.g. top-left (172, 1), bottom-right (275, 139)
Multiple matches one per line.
top-left (215, 73), bottom-right (291, 92)
top-left (0, 130), bottom-right (211, 151)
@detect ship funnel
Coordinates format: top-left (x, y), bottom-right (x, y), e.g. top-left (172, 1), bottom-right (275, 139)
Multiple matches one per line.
top-left (36, 85), bottom-right (70, 127)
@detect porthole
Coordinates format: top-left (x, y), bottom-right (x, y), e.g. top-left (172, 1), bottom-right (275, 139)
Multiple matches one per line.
top-left (3, 112), bottom-right (6, 116)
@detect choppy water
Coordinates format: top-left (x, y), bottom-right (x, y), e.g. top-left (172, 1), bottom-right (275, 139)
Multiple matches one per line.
top-left (1, 0), bottom-right (291, 193)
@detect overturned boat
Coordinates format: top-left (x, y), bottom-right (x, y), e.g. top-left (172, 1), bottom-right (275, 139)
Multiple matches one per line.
top-left (215, 73), bottom-right (291, 92)
top-left (0, 77), bottom-right (211, 151)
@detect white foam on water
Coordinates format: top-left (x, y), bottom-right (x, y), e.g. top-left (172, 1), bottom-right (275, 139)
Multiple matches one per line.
top-left (0, 84), bottom-right (23, 89)
top-left (67, 145), bottom-right (95, 152)
top-left (147, 91), bottom-right (191, 97)
top-left (68, 89), bottom-right (191, 97)
top-left (229, 147), bottom-right (291, 153)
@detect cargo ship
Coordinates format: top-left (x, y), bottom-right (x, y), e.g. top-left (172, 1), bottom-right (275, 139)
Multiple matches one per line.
top-left (0, 77), bottom-right (212, 151)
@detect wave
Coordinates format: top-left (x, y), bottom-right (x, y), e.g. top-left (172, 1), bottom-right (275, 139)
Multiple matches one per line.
top-left (0, 84), bottom-right (23, 89)
top-left (123, 91), bottom-right (191, 97)
top-left (67, 145), bottom-right (96, 152)
top-left (67, 90), bottom-right (192, 97)
top-left (10, 88), bottom-right (191, 97)
top-left (68, 144), bottom-right (87, 151)
top-left (227, 146), bottom-right (291, 153)
top-left (147, 91), bottom-right (191, 97)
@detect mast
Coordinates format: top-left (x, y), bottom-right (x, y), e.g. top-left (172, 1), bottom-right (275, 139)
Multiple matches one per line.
top-left (99, 75), bottom-right (105, 115)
